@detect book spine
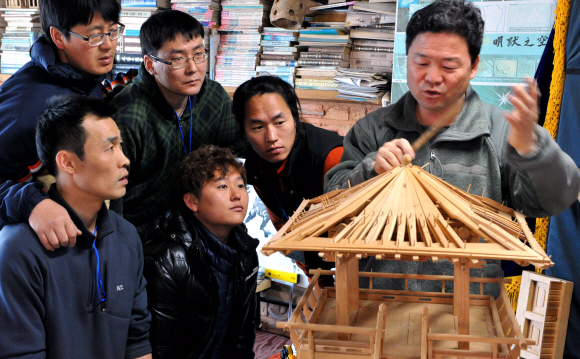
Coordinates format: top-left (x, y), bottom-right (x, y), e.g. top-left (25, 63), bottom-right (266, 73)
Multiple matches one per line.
top-left (261, 35), bottom-right (296, 41)
top-left (350, 58), bottom-right (393, 67)
top-left (309, 1), bottom-right (355, 10)
top-left (115, 53), bottom-right (144, 64)
top-left (120, 11), bottom-right (154, 17)
top-left (300, 52), bottom-right (345, 60)
top-left (352, 39), bottom-right (394, 47)
top-left (294, 85), bottom-right (338, 90)
top-left (262, 27), bottom-right (299, 32)
top-left (352, 46), bottom-right (393, 52)
top-left (307, 46), bottom-right (348, 53)
top-left (350, 51), bottom-right (393, 60)
top-left (262, 46), bottom-right (295, 52)
top-left (260, 54), bottom-right (297, 60)
top-left (257, 72), bottom-right (294, 78)
top-left (345, 13), bottom-right (395, 27)
top-left (0, 45), bottom-right (30, 51)
top-left (295, 79), bottom-right (336, 84)
top-left (299, 29), bottom-right (340, 35)
top-left (256, 66), bottom-right (295, 73)
top-left (298, 59), bottom-right (341, 66)
top-left (260, 40), bottom-right (293, 47)
top-left (350, 64), bottom-right (392, 72)
top-left (260, 60), bottom-right (297, 66)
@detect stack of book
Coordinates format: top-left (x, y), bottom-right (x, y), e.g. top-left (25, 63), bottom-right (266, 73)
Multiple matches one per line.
top-left (256, 27), bottom-right (298, 86)
top-left (0, 8), bottom-right (39, 74)
top-left (345, 1), bottom-right (395, 73)
top-left (295, 26), bottom-right (351, 91)
top-left (115, 0), bottom-right (159, 74)
top-left (303, 7), bottom-right (348, 29)
top-left (214, 0), bottom-right (265, 87)
top-left (335, 67), bottom-right (390, 104)
top-left (171, 0), bottom-right (222, 79)
top-left (172, 0), bottom-right (221, 29)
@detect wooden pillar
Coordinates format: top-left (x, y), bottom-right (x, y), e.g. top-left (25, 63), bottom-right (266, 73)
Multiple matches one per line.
top-left (454, 258), bottom-right (470, 350)
top-left (335, 252), bottom-right (360, 339)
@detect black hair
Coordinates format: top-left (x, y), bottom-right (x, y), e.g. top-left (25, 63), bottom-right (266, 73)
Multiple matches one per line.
top-left (172, 145), bottom-right (246, 201)
top-left (405, 0), bottom-right (484, 64)
top-left (232, 75), bottom-right (304, 139)
top-left (140, 9), bottom-right (205, 57)
top-left (36, 94), bottom-right (117, 176)
top-left (40, 0), bottom-right (120, 45)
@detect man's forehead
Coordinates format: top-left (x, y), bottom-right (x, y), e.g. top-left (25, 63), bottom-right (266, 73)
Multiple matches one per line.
top-left (211, 169), bottom-right (242, 181)
top-left (82, 116), bottom-right (120, 139)
top-left (72, 13), bottom-right (117, 30)
top-left (160, 34), bottom-right (204, 53)
top-left (409, 32), bottom-right (470, 56)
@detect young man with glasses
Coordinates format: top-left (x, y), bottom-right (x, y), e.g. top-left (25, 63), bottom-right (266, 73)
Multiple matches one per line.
top-left (0, 0), bottom-right (123, 250)
top-left (111, 10), bottom-right (244, 238)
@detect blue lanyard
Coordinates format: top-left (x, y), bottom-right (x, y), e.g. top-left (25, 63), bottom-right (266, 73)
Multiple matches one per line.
top-left (175, 97), bottom-right (193, 156)
top-left (92, 225), bottom-right (106, 310)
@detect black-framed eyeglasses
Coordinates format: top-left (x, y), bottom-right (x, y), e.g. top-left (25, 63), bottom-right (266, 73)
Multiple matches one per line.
top-left (68, 24), bottom-right (125, 46)
top-left (149, 52), bottom-right (208, 69)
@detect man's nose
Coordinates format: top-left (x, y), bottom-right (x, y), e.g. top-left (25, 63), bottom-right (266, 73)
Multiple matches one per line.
top-left (425, 65), bottom-right (443, 84)
top-left (185, 57), bottom-right (199, 73)
top-left (265, 126), bottom-right (278, 142)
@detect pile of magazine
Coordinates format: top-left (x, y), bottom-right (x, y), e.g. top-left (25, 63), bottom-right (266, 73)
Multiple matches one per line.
top-left (335, 67), bottom-right (390, 105)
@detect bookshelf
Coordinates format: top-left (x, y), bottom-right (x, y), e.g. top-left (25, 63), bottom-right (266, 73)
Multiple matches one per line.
top-left (223, 86), bottom-right (376, 103)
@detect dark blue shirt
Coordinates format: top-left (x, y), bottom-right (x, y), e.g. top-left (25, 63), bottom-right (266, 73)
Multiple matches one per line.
top-left (0, 185), bottom-right (151, 358)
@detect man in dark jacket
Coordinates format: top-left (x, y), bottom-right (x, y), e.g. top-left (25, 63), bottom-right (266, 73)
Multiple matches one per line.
top-left (0, 0), bottom-right (123, 250)
top-left (0, 95), bottom-right (151, 359)
top-left (232, 76), bottom-right (343, 285)
top-left (143, 145), bottom-right (258, 359)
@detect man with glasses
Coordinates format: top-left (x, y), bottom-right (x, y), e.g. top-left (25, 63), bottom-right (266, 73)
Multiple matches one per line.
top-left (0, 0), bottom-right (123, 251)
top-left (110, 10), bottom-right (243, 238)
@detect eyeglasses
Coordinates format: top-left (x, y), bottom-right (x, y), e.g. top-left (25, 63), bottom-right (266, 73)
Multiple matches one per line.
top-left (68, 24), bottom-right (125, 46)
top-left (149, 52), bottom-right (208, 69)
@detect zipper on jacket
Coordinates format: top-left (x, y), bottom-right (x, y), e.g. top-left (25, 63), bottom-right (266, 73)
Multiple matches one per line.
top-left (87, 247), bottom-right (96, 308)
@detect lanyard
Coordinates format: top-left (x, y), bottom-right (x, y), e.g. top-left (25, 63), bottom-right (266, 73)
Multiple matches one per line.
top-left (92, 225), bottom-right (106, 310)
top-left (175, 96), bottom-right (193, 156)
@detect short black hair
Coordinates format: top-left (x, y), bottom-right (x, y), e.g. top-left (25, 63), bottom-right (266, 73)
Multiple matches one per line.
top-left (172, 145), bottom-right (246, 201)
top-left (405, 0), bottom-right (484, 64)
top-left (232, 75), bottom-right (304, 139)
top-left (40, 0), bottom-right (121, 46)
top-left (140, 10), bottom-right (205, 57)
top-left (36, 95), bottom-right (117, 176)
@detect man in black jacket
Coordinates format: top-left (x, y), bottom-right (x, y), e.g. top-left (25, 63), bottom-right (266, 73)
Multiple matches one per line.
top-left (143, 145), bottom-right (258, 359)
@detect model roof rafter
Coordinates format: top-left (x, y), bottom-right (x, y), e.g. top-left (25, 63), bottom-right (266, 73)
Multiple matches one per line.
top-left (262, 161), bottom-right (552, 269)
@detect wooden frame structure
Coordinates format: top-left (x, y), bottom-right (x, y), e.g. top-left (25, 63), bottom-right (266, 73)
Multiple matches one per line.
top-left (516, 271), bottom-right (573, 359)
top-left (262, 159), bottom-right (553, 358)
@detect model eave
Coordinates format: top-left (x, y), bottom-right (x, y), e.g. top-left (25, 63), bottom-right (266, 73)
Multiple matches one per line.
top-left (261, 163), bottom-right (553, 270)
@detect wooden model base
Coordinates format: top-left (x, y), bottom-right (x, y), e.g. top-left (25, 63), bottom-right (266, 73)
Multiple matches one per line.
top-left (279, 269), bottom-right (534, 359)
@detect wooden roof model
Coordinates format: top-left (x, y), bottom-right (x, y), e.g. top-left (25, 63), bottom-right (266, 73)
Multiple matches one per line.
top-left (261, 160), bottom-right (553, 270)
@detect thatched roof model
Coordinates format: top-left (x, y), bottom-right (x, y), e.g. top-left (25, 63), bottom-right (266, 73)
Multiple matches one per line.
top-left (261, 162), bottom-right (553, 269)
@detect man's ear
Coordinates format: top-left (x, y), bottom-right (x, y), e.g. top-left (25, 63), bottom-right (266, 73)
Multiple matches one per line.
top-left (144, 55), bottom-right (157, 76)
top-left (50, 26), bottom-right (66, 50)
top-left (184, 193), bottom-right (199, 213)
top-left (470, 55), bottom-right (480, 80)
top-left (55, 150), bottom-right (78, 175)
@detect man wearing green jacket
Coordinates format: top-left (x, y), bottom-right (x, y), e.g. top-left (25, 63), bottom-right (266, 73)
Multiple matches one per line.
top-left (325, 0), bottom-right (580, 294)
top-left (111, 10), bottom-right (243, 237)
